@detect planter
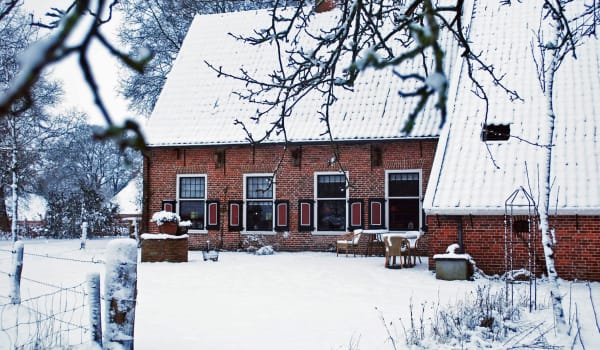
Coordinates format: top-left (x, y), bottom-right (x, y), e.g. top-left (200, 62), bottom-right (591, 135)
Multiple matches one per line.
top-left (203, 250), bottom-right (219, 262)
top-left (433, 254), bottom-right (473, 281)
top-left (158, 222), bottom-right (178, 234)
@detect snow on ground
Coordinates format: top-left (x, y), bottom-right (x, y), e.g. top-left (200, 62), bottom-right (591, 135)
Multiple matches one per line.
top-left (0, 238), bottom-right (599, 349)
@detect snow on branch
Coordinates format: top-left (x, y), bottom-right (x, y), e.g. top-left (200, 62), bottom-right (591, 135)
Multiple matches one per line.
top-left (205, 0), bottom-right (533, 145)
top-left (0, 0), bottom-right (150, 150)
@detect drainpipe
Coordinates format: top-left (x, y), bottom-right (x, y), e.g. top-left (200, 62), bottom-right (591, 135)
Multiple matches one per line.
top-left (457, 216), bottom-right (464, 254)
top-left (444, 215), bottom-right (464, 253)
top-left (142, 152), bottom-right (151, 234)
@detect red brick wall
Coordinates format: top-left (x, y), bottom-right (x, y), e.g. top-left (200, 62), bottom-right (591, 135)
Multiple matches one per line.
top-left (141, 237), bottom-right (189, 262)
top-left (144, 140), bottom-right (437, 252)
top-left (427, 215), bottom-right (600, 281)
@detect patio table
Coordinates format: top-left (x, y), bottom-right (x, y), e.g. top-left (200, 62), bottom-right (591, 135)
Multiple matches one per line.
top-left (362, 229), bottom-right (388, 256)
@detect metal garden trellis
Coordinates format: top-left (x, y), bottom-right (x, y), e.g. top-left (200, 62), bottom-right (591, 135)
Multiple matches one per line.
top-left (504, 186), bottom-right (539, 313)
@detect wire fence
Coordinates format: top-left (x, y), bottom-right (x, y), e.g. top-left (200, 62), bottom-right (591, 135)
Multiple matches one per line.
top-left (0, 282), bottom-right (91, 349)
top-left (0, 247), bottom-right (105, 264)
top-left (0, 242), bottom-right (109, 349)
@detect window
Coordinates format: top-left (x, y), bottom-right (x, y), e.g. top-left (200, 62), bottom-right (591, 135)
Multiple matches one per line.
top-left (177, 175), bottom-right (206, 230)
top-left (386, 171), bottom-right (421, 231)
top-left (316, 173), bottom-right (347, 231)
top-left (244, 175), bottom-right (274, 231)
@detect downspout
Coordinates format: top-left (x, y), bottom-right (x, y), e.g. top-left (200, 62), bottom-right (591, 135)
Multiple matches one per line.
top-left (444, 215), bottom-right (464, 253)
top-left (142, 152), bottom-right (151, 234)
top-left (457, 216), bottom-right (464, 254)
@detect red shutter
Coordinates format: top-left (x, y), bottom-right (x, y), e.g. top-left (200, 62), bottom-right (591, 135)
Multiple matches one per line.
top-left (301, 203), bottom-right (311, 226)
top-left (298, 199), bottom-right (314, 231)
top-left (275, 200), bottom-right (289, 231)
top-left (350, 202), bottom-right (362, 227)
top-left (349, 199), bottom-right (363, 229)
top-left (371, 202), bottom-right (381, 226)
top-left (162, 199), bottom-right (176, 212)
top-left (369, 198), bottom-right (385, 229)
top-left (228, 201), bottom-right (243, 231)
top-left (231, 204), bottom-right (239, 226)
top-left (206, 200), bottom-right (220, 230)
top-left (277, 203), bottom-right (287, 227)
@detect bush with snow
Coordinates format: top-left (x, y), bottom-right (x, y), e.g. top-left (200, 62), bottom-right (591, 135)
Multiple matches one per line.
top-left (255, 245), bottom-right (274, 255)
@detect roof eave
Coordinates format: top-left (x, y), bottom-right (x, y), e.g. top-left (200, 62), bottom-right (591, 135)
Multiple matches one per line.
top-left (425, 207), bottom-right (600, 216)
top-left (146, 135), bottom-right (440, 148)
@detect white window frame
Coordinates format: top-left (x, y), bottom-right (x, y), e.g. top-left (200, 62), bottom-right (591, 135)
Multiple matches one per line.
top-left (384, 169), bottom-right (422, 232)
top-left (314, 171), bottom-right (349, 235)
top-left (243, 173), bottom-right (276, 235)
top-left (176, 174), bottom-right (208, 233)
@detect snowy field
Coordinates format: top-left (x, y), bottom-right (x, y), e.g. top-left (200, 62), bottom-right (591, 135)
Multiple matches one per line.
top-left (1, 238), bottom-right (599, 349)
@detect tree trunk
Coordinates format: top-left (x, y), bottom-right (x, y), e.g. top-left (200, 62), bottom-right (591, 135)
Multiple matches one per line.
top-left (538, 15), bottom-right (567, 333)
top-left (0, 187), bottom-right (10, 232)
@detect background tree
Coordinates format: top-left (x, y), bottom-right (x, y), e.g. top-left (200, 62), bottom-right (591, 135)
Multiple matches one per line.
top-left (0, 0), bottom-right (149, 150)
top-left (0, 1), bottom-right (63, 235)
top-left (43, 186), bottom-right (122, 238)
top-left (117, 0), bottom-right (298, 117)
top-left (39, 116), bottom-right (141, 237)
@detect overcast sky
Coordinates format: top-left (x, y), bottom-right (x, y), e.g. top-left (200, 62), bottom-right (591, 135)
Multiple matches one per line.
top-left (23, 0), bottom-right (136, 126)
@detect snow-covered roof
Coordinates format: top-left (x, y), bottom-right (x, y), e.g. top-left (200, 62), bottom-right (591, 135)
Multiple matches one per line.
top-left (111, 176), bottom-right (142, 216)
top-left (144, 6), bottom-right (455, 147)
top-left (6, 194), bottom-right (47, 221)
top-left (424, 1), bottom-right (600, 215)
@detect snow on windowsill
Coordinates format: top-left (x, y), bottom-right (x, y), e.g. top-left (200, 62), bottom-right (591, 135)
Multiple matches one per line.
top-left (242, 231), bottom-right (277, 236)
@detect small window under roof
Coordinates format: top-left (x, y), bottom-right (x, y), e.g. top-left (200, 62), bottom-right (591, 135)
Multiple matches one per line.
top-left (481, 124), bottom-right (510, 141)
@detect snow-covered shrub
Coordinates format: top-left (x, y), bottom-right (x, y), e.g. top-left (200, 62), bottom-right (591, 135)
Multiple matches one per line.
top-left (242, 233), bottom-right (280, 253)
top-left (151, 211), bottom-right (180, 226)
top-left (256, 245), bottom-right (274, 255)
top-left (389, 285), bottom-right (537, 349)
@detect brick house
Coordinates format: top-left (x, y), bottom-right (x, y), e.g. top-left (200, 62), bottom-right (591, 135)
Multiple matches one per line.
top-left (142, 1), bottom-right (600, 281)
top-left (142, 4), bottom-right (453, 253)
top-left (423, 2), bottom-right (600, 281)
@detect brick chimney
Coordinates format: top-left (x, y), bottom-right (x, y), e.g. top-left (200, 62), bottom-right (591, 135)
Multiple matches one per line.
top-left (316, 0), bottom-right (337, 13)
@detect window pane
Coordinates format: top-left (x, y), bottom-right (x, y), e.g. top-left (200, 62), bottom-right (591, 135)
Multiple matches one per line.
top-left (389, 198), bottom-right (419, 231)
top-left (388, 173), bottom-right (419, 197)
top-left (317, 175), bottom-right (346, 198)
top-left (317, 200), bottom-right (346, 231)
top-left (180, 201), bottom-right (205, 229)
top-left (180, 177), bottom-right (205, 199)
top-left (247, 177), bottom-right (273, 199)
top-left (246, 201), bottom-right (273, 230)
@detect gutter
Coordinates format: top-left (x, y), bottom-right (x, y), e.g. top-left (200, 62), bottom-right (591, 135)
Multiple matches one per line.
top-left (145, 136), bottom-right (441, 149)
top-left (425, 207), bottom-right (600, 216)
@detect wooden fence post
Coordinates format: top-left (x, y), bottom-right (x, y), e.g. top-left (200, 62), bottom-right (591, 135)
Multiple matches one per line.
top-left (134, 219), bottom-right (139, 243)
top-left (80, 221), bottom-right (88, 250)
top-left (104, 239), bottom-right (138, 350)
top-left (87, 272), bottom-right (103, 347)
top-left (9, 240), bottom-right (24, 304)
